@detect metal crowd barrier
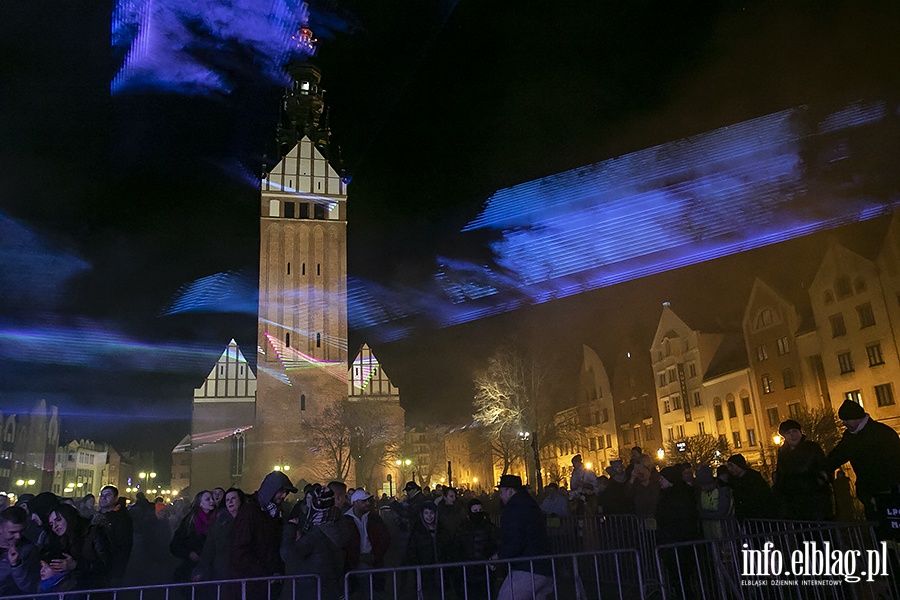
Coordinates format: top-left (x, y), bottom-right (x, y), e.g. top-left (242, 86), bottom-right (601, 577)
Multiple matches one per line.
top-left (343, 548), bottom-right (645, 600)
top-left (3, 573), bottom-right (322, 600)
top-left (654, 522), bottom-right (900, 600)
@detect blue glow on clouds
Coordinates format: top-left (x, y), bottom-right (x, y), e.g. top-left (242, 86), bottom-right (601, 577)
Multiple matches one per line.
top-left (349, 101), bottom-right (900, 340)
top-left (112, 0), bottom-right (312, 94)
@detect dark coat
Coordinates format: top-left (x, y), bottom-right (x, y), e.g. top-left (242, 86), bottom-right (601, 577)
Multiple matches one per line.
top-left (197, 510), bottom-right (236, 581)
top-left (93, 507), bottom-right (133, 582)
top-left (826, 417), bottom-right (900, 505)
top-left (230, 493), bottom-right (284, 579)
top-left (498, 490), bottom-right (552, 576)
top-left (169, 513), bottom-right (209, 583)
top-left (774, 438), bottom-right (830, 520)
top-left (41, 524), bottom-right (112, 591)
top-left (281, 519), bottom-right (352, 600)
top-left (403, 518), bottom-right (452, 567)
top-left (729, 468), bottom-right (778, 520)
top-left (655, 481), bottom-right (699, 544)
top-left (454, 513), bottom-right (498, 562)
top-left (437, 502), bottom-right (463, 536)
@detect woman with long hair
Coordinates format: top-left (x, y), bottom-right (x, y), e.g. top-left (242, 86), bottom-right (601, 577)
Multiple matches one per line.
top-left (195, 488), bottom-right (246, 582)
top-left (39, 503), bottom-right (112, 592)
top-left (170, 490), bottom-right (216, 585)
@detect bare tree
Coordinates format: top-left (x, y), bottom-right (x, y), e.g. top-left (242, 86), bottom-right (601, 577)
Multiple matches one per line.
top-left (665, 434), bottom-right (730, 469)
top-left (304, 403), bottom-right (353, 482)
top-left (472, 341), bottom-right (557, 490)
top-left (348, 401), bottom-right (404, 493)
top-left (795, 407), bottom-right (842, 453)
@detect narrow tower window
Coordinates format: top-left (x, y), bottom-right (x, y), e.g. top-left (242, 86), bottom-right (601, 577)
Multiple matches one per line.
top-left (316, 333), bottom-right (321, 348)
top-left (302, 263), bottom-right (306, 275)
top-left (287, 262), bottom-right (291, 275)
top-left (300, 394), bottom-right (306, 411)
top-left (286, 332), bottom-right (291, 347)
top-left (317, 264), bottom-right (321, 276)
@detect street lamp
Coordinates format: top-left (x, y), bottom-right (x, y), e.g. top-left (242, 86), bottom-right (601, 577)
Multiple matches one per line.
top-left (773, 434), bottom-right (784, 446)
top-left (656, 448), bottom-right (665, 461)
top-left (518, 431), bottom-right (531, 482)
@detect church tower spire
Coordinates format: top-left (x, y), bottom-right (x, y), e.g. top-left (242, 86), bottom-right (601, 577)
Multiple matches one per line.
top-left (277, 26), bottom-right (328, 152)
top-left (247, 18), bottom-right (349, 486)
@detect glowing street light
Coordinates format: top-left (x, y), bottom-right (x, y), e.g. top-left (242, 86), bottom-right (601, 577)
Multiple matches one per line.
top-left (139, 472), bottom-right (146, 479)
top-left (773, 434), bottom-right (784, 446)
top-left (656, 448), bottom-right (665, 460)
top-left (585, 462), bottom-right (593, 470)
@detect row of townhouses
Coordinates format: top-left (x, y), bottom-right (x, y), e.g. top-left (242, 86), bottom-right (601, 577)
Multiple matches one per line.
top-left (406, 213), bottom-right (900, 491)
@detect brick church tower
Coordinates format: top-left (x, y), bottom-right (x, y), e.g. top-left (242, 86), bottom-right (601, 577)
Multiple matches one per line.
top-left (244, 25), bottom-right (349, 488)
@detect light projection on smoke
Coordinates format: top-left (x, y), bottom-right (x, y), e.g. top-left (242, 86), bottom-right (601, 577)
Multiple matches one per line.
top-left (112, 0), bottom-right (312, 93)
top-left (350, 100), bottom-right (900, 341)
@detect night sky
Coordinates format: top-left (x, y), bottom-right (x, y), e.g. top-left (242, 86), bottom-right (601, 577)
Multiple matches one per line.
top-left (2, 0), bottom-right (899, 467)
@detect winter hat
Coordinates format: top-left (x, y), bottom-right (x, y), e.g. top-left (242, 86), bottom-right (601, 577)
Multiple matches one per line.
top-left (727, 454), bottom-right (748, 470)
top-left (313, 486), bottom-right (336, 510)
top-left (659, 466), bottom-right (683, 485)
top-left (838, 399), bottom-right (865, 420)
top-left (778, 419), bottom-right (802, 434)
top-left (28, 492), bottom-right (60, 525)
top-left (404, 481), bottom-right (420, 492)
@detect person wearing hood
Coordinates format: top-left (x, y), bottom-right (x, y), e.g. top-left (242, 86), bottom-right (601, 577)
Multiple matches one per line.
top-left (453, 499), bottom-right (499, 600)
top-left (695, 466), bottom-right (734, 539)
top-left (773, 419), bottom-right (830, 520)
top-left (25, 492), bottom-right (59, 546)
top-left (281, 486), bottom-right (352, 600)
top-left (230, 471), bottom-right (296, 585)
top-left (402, 501), bottom-right (451, 597)
top-left (825, 400), bottom-right (900, 520)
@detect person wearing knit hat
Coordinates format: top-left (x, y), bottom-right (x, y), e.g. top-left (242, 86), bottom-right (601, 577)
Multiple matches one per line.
top-left (825, 400), bottom-right (900, 520)
top-left (773, 419), bottom-right (830, 520)
top-left (725, 454), bottom-right (777, 520)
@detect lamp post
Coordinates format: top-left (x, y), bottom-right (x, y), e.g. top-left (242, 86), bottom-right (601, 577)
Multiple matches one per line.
top-left (518, 431), bottom-right (531, 483)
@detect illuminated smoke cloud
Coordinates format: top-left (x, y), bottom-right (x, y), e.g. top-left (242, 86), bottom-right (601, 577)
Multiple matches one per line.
top-left (0, 320), bottom-right (216, 372)
top-left (112, 0), bottom-right (313, 94)
top-left (0, 212), bottom-right (90, 312)
top-left (352, 101), bottom-right (900, 342)
top-left (163, 270), bottom-right (258, 315)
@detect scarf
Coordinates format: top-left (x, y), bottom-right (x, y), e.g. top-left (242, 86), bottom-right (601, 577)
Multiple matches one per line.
top-left (194, 509), bottom-right (211, 536)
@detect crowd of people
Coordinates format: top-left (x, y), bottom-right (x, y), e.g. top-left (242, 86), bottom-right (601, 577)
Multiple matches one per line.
top-left (1, 399), bottom-right (898, 599)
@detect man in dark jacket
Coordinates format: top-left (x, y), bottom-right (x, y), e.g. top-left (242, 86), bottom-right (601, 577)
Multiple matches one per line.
top-left (94, 485), bottom-right (133, 585)
top-left (773, 419), bottom-right (830, 520)
top-left (493, 475), bottom-right (553, 600)
top-left (231, 471), bottom-right (297, 591)
top-left (655, 466), bottom-right (700, 597)
top-left (0, 507), bottom-right (39, 595)
top-left (826, 400), bottom-right (900, 520)
top-left (724, 454), bottom-right (777, 520)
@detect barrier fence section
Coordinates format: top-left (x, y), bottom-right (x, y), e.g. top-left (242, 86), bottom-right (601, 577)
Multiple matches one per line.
top-left (343, 548), bottom-right (644, 600)
top-left (2, 573), bottom-right (322, 600)
top-left (654, 522), bottom-right (900, 600)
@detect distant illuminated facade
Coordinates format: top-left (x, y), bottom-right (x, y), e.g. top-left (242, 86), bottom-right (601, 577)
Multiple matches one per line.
top-left (0, 400), bottom-right (58, 497)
